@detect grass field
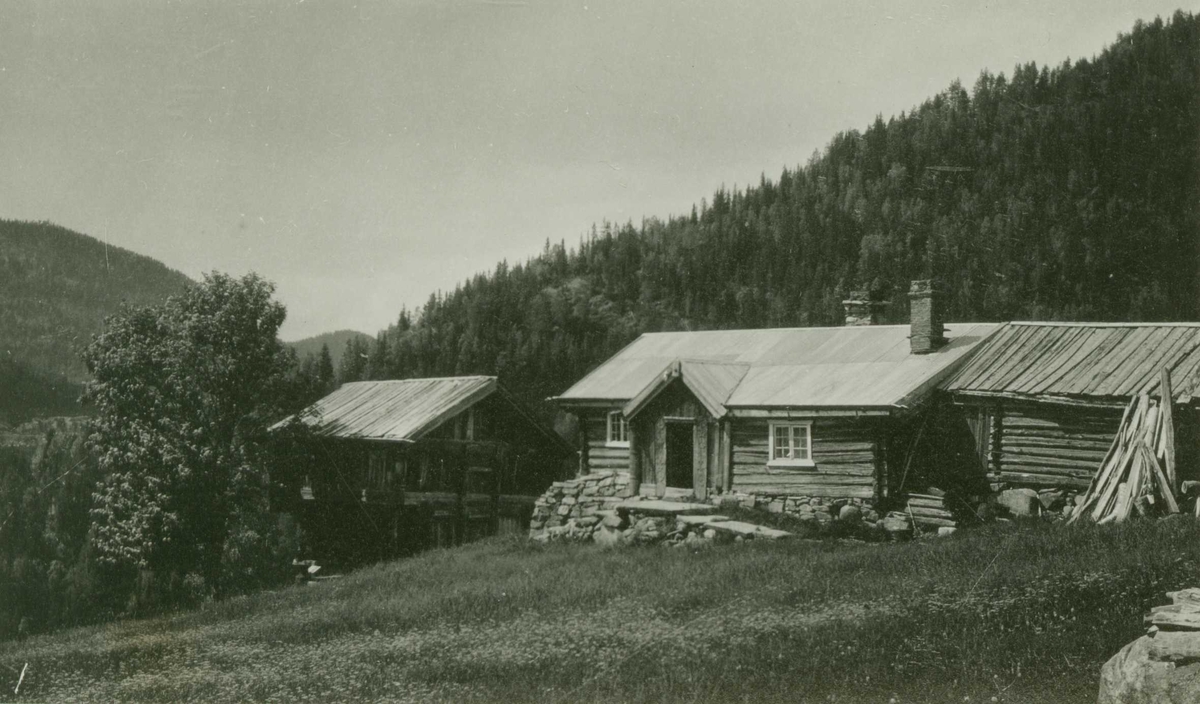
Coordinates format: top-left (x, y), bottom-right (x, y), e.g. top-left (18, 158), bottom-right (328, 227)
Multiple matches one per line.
top-left (2, 518), bottom-right (1199, 703)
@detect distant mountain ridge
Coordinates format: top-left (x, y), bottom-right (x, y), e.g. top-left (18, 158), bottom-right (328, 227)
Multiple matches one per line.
top-left (286, 329), bottom-right (371, 365)
top-left (0, 220), bottom-right (193, 422)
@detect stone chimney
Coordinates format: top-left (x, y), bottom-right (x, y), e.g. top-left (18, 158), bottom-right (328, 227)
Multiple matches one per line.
top-left (908, 279), bottom-right (946, 354)
top-left (842, 289), bottom-right (886, 326)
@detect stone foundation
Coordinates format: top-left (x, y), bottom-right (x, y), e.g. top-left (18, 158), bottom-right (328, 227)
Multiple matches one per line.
top-left (710, 491), bottom-right (880, 527)
top-left (528, 472), bottom-right (632, 541)
top-left (529, 472), bottom-right (884, 543)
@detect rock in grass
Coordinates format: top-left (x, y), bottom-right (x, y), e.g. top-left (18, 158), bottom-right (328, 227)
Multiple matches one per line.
top-left (838, 505), bottom-right (862, 523)
top-left (593, 526), bottom-right (624, 548)
top-left (998, 488), bottom-right (1041, 517)
top-left (1098, 632), bottom-right (1200, 703)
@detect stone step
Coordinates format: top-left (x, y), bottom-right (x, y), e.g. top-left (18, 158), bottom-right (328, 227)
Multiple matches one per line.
top-left (615, 500), bottom-right (718, 516)
top-left (706, 520), bottom-right (792, 540)
top-left (676, 514), bottom-right (730, 526)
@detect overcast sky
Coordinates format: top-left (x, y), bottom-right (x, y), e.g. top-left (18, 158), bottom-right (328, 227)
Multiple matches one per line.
top-left (1, 1), bottom-right (1191, 340)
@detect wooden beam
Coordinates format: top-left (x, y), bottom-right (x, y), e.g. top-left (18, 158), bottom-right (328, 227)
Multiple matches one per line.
top-left (577, 412), bottom-right (589, 477)
top-left (693, 421), bottom-right (708, 500)
top-left (728, 408), bottom-right (891, 419)
top-left (627, 423), bottom-right (642, 497)
top-left (655, 418), bottom-right (667, 498)
top-left (722, 420), bottom-right (733, 493)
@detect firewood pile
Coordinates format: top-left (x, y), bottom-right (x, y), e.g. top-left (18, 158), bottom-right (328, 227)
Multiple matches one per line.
top-left (903, 492), bottom-right (956, 530)
top-left (1070, 369), bottom-right (1179, 524)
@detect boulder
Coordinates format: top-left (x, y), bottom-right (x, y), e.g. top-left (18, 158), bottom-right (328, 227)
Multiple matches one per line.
top-left (593, 526), bottom-right (624, 548)
top-left (882, 515), bottom-right (911, 535)
top-left (997, 488), bottom-right (1041, 517)
top-left (936, 526), bottom-right (957, 538)
top-left (1098, 632), bottom-right (1200, 704)
top-left (1038, 489), bottom-right (1066, 511)
top-left (838, 505), bottom-right (862, 523)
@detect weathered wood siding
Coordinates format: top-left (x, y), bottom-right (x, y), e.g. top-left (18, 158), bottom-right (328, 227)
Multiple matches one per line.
top-left (631, 382), bottom-right (712, 494)
top-left (582, 413), bottom-right (630, 475)
top-left (994, 404), bottom-right (1122, 490)
top-left (730, 418), bottom-right (876, 499)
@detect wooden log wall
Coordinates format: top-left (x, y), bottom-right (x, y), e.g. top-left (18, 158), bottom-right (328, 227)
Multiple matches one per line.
top-left (729, 418), bottom-right (877, 499)
top-left (995, 404), bottom-right (1123, 490)
top-left (582, 413), bottom-right (630, 475)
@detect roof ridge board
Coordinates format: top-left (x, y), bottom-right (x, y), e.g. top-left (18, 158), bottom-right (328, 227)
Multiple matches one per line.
top-left (640, 324), bottom-right (910, 335)
top-left (343, 375), bottom-right (496, 386)
top-left (677, 358), bottom-right (751, 368)
top-left (1010, 321), bottom-right (1200, 328)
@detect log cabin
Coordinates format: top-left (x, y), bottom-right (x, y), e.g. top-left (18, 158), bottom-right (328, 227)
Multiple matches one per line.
top-left (271, 376), bottom-right (573, 565)
top-left (551, 280), bottom-right (1000, 515)
top-left (939, 322), bottom-right (1200, 496)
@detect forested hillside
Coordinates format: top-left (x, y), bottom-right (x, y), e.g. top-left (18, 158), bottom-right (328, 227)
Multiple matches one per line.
top-left (338, 13), bottom-right (1200, 419)
top-left (287, 329), bottom-right (370, 363)
top-left (0, 220), bottom-right (192, 422)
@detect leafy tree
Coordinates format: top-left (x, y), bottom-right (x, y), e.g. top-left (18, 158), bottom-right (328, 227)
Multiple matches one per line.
top-left (81, 272), bottom-right (296, 603)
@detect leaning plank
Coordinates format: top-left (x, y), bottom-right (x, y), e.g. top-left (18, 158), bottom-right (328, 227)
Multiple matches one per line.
top-left (1143, 441), bottom-right (1179, 514)
top-left (1161, 367), bottom-right (1177, 491)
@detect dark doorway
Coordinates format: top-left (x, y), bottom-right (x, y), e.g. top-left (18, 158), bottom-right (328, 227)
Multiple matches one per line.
top-left (665, 421), bottom-right (693, 489)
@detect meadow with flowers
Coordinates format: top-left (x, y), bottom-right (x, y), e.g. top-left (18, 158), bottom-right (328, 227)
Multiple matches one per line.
top-left (3, 518), bottom-right (1199, 703)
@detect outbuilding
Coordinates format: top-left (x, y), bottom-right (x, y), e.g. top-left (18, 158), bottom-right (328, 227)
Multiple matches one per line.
top-left (272, 376), bottom-right (574, 564)
top-left (940, 322), bottom-right (1200, 498)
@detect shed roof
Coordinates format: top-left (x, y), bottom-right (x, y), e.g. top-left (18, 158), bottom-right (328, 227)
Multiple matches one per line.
top-left (941, 322), bottom-right (1200, 403)
top-left (272, 376), bottom-right (545, 444)
top-left (556, 323), bottom-right (1000, 410)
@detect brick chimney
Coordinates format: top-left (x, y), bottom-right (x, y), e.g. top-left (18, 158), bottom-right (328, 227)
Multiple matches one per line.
top-left (842, 289), bottom-right (886, 326)
top-left (908, 279), bottom-right (946, 354)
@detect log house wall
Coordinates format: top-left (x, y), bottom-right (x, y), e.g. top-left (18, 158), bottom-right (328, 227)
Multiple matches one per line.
top-left (581, 412), bottom-right (630, 476)
top-left (729, 418), bottom-right (877, 499)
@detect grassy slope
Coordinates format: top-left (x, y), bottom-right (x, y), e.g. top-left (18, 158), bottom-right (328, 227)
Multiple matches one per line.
top-left (3, 519), bottom-right (1200, 703)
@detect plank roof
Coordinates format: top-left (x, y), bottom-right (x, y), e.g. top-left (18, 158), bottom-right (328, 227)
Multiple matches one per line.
top-left (555, 323), bottom-right (1000, 410)
top-left (273, 376), bottom-right (498, 442)
top-left (941, 322), bottom-right (1200, 403)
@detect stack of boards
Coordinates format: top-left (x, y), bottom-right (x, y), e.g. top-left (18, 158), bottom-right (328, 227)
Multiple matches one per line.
top-left (903, 492), bottom-right (956, 531)
top-left (1070, 368), bottom-right (1180, 524)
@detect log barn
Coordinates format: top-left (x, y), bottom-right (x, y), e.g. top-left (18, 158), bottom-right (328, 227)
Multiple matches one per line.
top-left (272, 376), bottom-right (573, 565)
top-left (940, 322), bottom-right (1200, 496)
top-left (551, 281), bottom-right (999, 514)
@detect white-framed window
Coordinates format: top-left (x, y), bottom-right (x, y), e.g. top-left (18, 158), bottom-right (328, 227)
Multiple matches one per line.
top-left (768, 421), bottom-right (813, 467)
top-left (606, 411), bottom-right (629, 447)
